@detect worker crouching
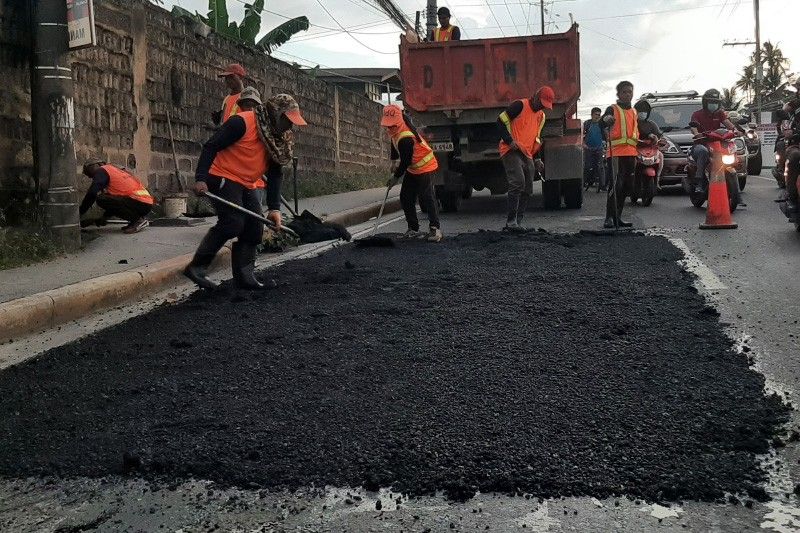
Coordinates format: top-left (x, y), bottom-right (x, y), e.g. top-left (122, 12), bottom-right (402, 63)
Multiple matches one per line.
top-left (184, 87), bottom-right (307, 290)
top-left (381, 104), bottom-right (443, 242)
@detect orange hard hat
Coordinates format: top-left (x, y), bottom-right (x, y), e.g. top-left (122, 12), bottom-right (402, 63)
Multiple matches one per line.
top-left (381, 104), bottom-right (404, 127)
top-left (537, 86), bottom-right (555, 109)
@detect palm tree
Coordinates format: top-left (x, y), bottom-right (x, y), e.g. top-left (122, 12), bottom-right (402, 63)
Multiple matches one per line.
top-left (172, 0), bottom-right (309, 52)
top-left (761, 41), bottom-right (790, 94)
top-left (720, 87), bottom-right (741, 110)
top-left (736, 64), bottom-right (755, 103)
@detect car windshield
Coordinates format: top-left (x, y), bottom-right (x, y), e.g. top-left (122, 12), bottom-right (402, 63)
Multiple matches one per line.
top-left (650, 103), bottom-right (701, 131)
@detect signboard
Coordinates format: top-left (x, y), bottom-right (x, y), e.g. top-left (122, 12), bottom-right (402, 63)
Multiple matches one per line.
top-left (66, 0), bottom-right (96, 50)
top-left (756, 123), bottom-right (778, 168)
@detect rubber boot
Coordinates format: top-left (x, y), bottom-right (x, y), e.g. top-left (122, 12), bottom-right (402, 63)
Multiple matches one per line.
top-left (516, 192), bottom-right (530, 231)
top-left (184, 233), bottom-right (220, 290)
top-left (231, 241), bottom-right (264, 290)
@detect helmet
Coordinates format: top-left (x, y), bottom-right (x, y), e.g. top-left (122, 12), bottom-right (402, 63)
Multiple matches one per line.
top-left (702, 89), bottom-right (721, 110)
top-left (634, 99), bottom-right (651, 117)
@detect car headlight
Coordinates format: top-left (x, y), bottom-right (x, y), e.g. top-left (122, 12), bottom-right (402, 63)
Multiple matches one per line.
top-left (722, 154), bottom-right (736, 165)
top-left (661, 137), bottom-right (680, 154)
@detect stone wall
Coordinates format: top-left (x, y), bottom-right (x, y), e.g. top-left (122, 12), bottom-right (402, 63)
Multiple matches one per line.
top-left (0, 0), bottom-right (389, 223)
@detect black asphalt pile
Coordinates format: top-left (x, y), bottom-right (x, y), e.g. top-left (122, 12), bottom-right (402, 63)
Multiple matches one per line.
top-left (0, 232), bottom-right (789, 502)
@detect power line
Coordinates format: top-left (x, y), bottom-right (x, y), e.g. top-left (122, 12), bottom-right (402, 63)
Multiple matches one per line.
top-left (313, 0), bottom-right (396, 54)
top-left (270, 49), bottom-right (401, 91)
top-left (483, 0), bottom-right (507, 37)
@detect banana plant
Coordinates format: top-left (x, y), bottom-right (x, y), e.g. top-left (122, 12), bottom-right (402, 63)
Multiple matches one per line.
top-left (170, 0), bottom-right (309, 52)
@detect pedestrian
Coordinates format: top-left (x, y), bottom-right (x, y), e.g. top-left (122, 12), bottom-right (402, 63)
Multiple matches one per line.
top-left (213, 63), bottom-right (246, 126)
top-left (430, 7), bottom-right (461, 41)
top-left (184, 87), bottom-right (307, 290)
top-left (602, 81), bottom-right (639, 228)
top-left (497, 85), bottom-right (553, 232)
top-left (79, 158), bottom-right (153, 234)
top-left (381, 104), bottom-right (443, 242)
top-left (583, 107), bottom-right (607, 191)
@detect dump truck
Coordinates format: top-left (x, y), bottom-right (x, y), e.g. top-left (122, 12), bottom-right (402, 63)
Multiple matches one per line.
top-left (399, 25), bottom-right (583, 211)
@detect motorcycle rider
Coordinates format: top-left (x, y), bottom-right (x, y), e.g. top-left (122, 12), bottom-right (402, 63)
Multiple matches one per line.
top-left (775, 79), bottom-right (800, 188)
top-left (634, 99), bottom-right (664, 188)
top-left (688, 89), bottom-right (736, 194)
top-left (782, 98), bottom-right (800, 216)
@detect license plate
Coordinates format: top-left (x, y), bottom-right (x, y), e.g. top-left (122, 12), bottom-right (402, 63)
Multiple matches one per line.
top-left (431, 142), bottom-right (454, 152)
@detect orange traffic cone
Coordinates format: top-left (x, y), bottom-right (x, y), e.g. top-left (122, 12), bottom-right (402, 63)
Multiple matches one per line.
top-left (699, 173), bottom-right (737, 230)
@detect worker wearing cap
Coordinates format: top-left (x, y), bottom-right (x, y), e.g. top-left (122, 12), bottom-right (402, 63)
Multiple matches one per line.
top-left (213, 63), bottom-right (246, 126)
top-left (430, 7), bottom-right (461, 41)
top-left (79, 158), bottom-right (153, 234)
top-left (185, 87), bottom-right (307, 290)
top-left (601, 80), bottom-right (639, 228)
top-left (497, 86), bottom-right (553, 232)
top-left (381, 104), bottom-right (442, 242)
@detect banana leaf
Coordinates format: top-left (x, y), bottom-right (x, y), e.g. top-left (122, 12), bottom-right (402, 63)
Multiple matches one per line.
top-left (257, 16), bottom-right (310, 52)
top-left (206, 0), bottom-right (230, 35)
top-left (239, 0), bottom-right (264, 43)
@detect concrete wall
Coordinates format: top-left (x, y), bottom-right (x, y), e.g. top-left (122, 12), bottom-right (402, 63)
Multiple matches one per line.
top-left (0, 0), bottom-right (389, 224)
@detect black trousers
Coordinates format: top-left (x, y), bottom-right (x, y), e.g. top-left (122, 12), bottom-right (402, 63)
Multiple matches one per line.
top-left (606, 156), bottom-right (636, 219)
top-left (194, 175), bottom-right (264, 261)
top-left (400, 171), bottom-right (440, 230)
top-left (96, 194), bottom-right (152, 223)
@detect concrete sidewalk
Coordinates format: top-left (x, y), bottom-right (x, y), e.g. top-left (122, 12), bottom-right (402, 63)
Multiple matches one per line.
top-left (0, 187), bottom-right (399, 304)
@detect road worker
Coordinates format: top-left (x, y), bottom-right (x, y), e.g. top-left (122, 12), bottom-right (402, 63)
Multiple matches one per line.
top-left (381, 104), bottom-right (443, 242)
top-left (430, 7), bottom-right (461, 42)
top-left (213, 63), bottom-right (246, 126)
top-left (185, 87), bottom-right (307, 290)
top-left (602, 81), bottom-right (639, 228)
top-left (497, 86), bottom-right (553, 232)
top-left (79, 158), bottom-right (153, 234)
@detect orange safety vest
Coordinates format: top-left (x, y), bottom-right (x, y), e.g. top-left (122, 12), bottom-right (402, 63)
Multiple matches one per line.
top-left (101, 165), bottom-right (154, 205)
top-left (210, 111), bottom-right (268, 189)
top-left (498, 99), bottom-right (546, 159)
top-left (222, 93), bottom-right (241, 123)
top-left (609, 104), bottom-right (639, 157)
top-left (434, 26), bottom-right (455, 42)
top-left (392, 128), bottom-right (439, 175)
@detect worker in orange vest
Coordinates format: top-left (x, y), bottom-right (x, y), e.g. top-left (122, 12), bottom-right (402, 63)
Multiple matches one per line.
top-left (80, 158), bottom-right (153, 234)
top-left (185, 87), bottom-right (307, 290)
top-left (381, 104), bottom-right (443, 242)
top-left (601, 80), bottom-right (639, 228)
top-left (213, 63), bottom-right (246, 126)
top-left (497, 86), bottom-right (554, 232)
top-left (430, 7), bottom-right (461, 42)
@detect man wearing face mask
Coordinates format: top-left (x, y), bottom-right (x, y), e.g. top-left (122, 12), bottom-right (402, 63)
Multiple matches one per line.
top-left (688, 89), bottom-right (736, 194)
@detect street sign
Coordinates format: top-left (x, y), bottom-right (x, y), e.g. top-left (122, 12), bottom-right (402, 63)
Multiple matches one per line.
top-left (756, 123), bottom-right (778, 168)
top-left (66, 0), bottom-right (96, 50)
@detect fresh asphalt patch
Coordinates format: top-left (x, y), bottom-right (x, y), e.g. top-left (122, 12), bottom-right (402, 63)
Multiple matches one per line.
top-left (0, 232), bottom-right (789, 503)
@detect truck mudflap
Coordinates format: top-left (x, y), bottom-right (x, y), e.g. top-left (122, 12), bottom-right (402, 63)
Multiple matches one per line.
top-left (541, 134), bottom-right (583, 210)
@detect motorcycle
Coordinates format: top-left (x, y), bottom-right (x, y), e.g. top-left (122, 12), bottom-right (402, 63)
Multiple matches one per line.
top-left (773, 110), bottom-right (793, 188)
top-left (776, 111), bottom-right (800, 232)
top-left (630, 138), bottom-right (666, 207)
top-left (684, 129), bottom-right (741, 213)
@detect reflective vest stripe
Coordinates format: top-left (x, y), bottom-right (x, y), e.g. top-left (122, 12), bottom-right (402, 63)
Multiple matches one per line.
top-left (393, 130), bottom-right (436, 171)
top-left (610, 104), bottom-right (638, 147)
top-left (500, 107), bottom-right (546, 146)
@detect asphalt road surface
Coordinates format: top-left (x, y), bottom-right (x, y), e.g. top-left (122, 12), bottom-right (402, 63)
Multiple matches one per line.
top-left (1, 171), bottom-right (800, 533)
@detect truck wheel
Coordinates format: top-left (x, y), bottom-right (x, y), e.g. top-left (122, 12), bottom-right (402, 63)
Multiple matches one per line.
top-left (747, 152), bottom-right (762, 175)
top-left (440, 191), bottom-right (461, 212)
top-left (562, 179), bottom-right (583, 209)
top-left (542, 180), bottom-right (561, 210)
top-left (461, 186), bottom-right (473, 200)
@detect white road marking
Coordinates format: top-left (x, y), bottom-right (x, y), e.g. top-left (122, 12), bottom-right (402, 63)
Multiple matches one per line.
top-left (668, 237), bottom-right (727, 291)
top-left (641, 503), bottom-right (684, 519)
top-left (752, 175), bottom-right (779, 182)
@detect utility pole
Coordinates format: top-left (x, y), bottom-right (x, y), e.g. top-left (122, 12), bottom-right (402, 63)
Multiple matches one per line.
top-left (426, 0), bottom-right (437, 41)
top-left (753, 0), bottom-right (762, 124)
top-left (540, 0), bottom-right (545, 35)
top-left (722, 0), bottom-right (762, 124)
top-left (30, 0), bottom-right (80, 250)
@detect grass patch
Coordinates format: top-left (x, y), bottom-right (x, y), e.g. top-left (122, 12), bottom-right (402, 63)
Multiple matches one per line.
top-left (0, 227), bottom-right (62, 270)
top-left (292, 172), bottom-right (386, 200)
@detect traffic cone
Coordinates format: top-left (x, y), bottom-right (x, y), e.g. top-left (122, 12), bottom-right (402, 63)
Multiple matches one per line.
top-left (699, 173), bottom-right (737, 230)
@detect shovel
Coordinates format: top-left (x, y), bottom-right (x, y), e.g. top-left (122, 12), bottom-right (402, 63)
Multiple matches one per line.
top-left (354, 184), bottom-right (395, 247)
top-left (204, 191), bottom-right (299, 238)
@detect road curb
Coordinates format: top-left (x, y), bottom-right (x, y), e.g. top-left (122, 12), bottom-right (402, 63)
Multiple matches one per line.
top-left (0, 198), bottom-right (401, 343)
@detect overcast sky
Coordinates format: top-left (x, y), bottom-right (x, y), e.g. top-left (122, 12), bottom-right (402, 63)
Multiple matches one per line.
top-left (161, 0), bottom-right (795, 116)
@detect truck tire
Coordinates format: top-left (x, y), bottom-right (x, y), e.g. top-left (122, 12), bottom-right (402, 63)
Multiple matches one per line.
top-left (747, 152), bottom-right (762, 176)
top-left (542, 180), bottom-right (561, 210)
top-left (562, 179), bottom-right (583, 209)
top-left (440, 190), bottom-right (461, 212)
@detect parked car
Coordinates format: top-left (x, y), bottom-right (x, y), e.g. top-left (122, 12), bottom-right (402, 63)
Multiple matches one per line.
top-left (642, 91), bottom-right (748, 191)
